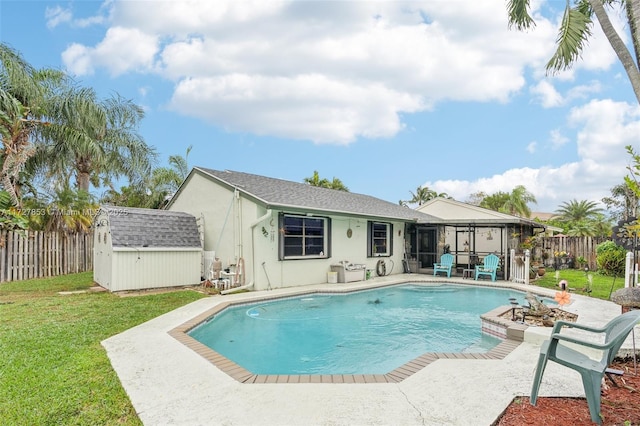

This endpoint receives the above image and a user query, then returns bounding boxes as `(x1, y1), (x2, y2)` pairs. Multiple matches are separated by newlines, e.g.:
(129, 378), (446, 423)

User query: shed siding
(110, 250), (201, 292)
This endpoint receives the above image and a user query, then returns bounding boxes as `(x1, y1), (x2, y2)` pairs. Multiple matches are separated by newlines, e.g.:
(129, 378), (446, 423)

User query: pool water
(189, 284), (534, 375)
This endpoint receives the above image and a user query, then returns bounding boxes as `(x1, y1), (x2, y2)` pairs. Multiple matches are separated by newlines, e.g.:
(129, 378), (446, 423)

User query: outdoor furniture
(433, 253), (454, 277)
(331, 263), (366, 283)
(530, 310), (640, 425)
(475, 253), (499, 281)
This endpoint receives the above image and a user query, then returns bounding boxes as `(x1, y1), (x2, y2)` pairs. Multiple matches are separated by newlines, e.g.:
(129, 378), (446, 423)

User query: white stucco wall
(168, 171), (408, 291)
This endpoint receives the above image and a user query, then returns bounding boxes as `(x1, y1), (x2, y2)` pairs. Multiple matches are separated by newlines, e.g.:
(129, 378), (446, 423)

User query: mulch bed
(495, 357), (640, 425)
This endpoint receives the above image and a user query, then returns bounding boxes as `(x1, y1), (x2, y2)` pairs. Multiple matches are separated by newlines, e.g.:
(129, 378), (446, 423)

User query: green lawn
(532, 267), (626, 300)
(0, 272), (204, 425)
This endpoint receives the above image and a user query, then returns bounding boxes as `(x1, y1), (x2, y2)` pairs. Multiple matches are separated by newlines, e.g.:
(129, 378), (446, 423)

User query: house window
(368, 221), (393, 257)
(279, 213), (330, 259)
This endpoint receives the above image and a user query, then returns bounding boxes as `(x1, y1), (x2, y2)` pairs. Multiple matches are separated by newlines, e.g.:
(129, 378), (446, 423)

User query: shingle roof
(102, 206), (201, 248)
(193, 167), (438, 223)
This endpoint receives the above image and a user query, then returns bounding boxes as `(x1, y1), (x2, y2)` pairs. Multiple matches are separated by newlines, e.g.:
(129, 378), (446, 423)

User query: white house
(166, 167), (438, 291)
(93, 206), (202, 292)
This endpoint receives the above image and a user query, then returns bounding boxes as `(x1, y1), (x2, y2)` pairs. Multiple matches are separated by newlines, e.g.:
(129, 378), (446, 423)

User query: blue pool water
(189, 284), (536, 375)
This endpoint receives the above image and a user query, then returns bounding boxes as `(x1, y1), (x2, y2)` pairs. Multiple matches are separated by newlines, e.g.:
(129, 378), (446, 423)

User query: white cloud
(526, 142), (537, 153)
(531, 80), (563, 108)
(61, 0), (559, 143)
(45, 6), (72, 29)
(549, 129), (569, 149)
(170, 73), (423, 143)
(427, 100), (639, 211)
(64, 27), (158, 76)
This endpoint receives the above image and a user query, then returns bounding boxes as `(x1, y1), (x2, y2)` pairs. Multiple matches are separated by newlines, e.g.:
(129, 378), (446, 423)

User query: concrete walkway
(102, 275), (638, 426)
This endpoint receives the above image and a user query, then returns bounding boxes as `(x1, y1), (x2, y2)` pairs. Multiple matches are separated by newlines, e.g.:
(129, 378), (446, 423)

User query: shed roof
(101, 206), (201, 248)
(186, 167), (438, 223)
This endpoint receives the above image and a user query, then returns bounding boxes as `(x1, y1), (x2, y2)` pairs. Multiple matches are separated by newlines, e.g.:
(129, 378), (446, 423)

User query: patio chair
(433, 253), (454, 277)
(530, 310), (640, 424)
(474, 253), (499, 281)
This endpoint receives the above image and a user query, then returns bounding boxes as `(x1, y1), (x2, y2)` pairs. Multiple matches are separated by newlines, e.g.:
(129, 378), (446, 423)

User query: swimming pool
(188, 284), (535, 375)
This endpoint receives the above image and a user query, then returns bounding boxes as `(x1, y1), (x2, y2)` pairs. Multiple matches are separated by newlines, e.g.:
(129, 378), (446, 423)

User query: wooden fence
(530, 236), (609, 271)
(0, 230), (93, 283)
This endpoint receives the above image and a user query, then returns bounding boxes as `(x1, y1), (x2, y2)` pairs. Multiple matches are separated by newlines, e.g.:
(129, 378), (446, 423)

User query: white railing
(625, 251), (638, 288)
(509, 249), (530, 285)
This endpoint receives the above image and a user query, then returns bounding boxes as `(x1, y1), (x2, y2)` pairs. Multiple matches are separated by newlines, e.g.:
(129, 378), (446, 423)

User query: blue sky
(1, 0), (638, 213)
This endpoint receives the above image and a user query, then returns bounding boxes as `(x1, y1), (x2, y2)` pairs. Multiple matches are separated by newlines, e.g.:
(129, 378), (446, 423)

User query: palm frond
(507, 0), (536, 30)
(547, 4), (593, 74)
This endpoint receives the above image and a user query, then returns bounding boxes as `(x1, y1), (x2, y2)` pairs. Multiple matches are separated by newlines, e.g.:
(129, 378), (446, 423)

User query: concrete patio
(102, 275), (638, 426)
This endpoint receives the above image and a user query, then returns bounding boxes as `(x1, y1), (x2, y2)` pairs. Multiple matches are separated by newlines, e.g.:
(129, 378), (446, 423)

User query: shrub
(595, 241), (626, 277)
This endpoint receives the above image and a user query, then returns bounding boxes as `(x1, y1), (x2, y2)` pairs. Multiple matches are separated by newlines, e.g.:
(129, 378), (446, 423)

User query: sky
(0, 0), (638, 213)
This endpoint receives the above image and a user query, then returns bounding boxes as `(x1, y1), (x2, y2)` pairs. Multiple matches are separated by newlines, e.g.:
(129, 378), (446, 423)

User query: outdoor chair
(433, 253), (454, 277)
(474, 253), (499, 281)
(530, 310), (640, 424)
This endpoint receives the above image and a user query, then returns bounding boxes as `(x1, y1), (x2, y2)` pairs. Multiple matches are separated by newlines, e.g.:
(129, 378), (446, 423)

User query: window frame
(367, 221), (393, 257)
(278, 213), (331, 260)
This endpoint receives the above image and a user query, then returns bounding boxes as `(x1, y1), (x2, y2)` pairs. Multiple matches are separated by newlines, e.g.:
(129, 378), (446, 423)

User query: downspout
(222, 209), (272, 295)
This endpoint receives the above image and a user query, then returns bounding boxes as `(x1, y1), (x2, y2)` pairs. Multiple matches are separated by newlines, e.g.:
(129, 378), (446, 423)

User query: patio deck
(102, 274), (638, 426)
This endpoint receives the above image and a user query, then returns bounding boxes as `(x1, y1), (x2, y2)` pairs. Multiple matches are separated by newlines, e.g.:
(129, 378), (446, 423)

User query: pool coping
(169, 283), (525, 384)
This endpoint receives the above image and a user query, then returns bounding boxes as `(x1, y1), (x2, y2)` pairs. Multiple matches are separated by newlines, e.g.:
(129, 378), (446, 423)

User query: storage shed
(93, 206), (202, 292)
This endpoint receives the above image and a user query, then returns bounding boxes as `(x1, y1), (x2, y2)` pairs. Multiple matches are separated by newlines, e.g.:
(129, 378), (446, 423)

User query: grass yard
(532, 267), (627, 300)
(0, 272), (204, 425)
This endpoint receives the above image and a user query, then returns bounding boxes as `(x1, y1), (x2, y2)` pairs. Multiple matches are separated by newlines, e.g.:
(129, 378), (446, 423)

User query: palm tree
(503, 185), (537, 218)
(479, 192), (510, 211)
(35, 87), (156, 193)
(99, 184), (150, 208)
(0, 43), (66, 206)
(405, 186), (449, 206)
(41, 187), (96, 233)
(507, 0), (640, 104)
(0, 190), (27, 231)
(303, 171), (349, 191)
(590, 213), (613, 237)
(147, 145), (192, 208)
(554, 199), (604, 222)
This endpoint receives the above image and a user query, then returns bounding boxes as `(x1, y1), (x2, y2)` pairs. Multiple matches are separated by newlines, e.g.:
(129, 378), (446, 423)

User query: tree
(507, 0), (640, 104)
(554, 199), (604, 222)
(479, 191), (510, 212)
(503, 185), (536, 217)
(0, 43), (66, 206)
(602, 182), (639, 222)
(479, 185), (536, 217)
(99, 184), (150, 208)
(34, 87), (156, 193)
(1, 43), (156, 206)
(0, 190), (27, 231)
(466, 191), (487, 206)
(146, 145), (192, 208)
(404, 186), (450, 206)
(41, 188), (96, 232)
(552, 199), (610, 236)
(303, 171), (349, 191)
(100, 145), (193, 209)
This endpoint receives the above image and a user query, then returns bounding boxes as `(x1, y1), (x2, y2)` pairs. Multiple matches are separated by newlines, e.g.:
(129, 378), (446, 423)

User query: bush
(595, 241), (626, 277)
